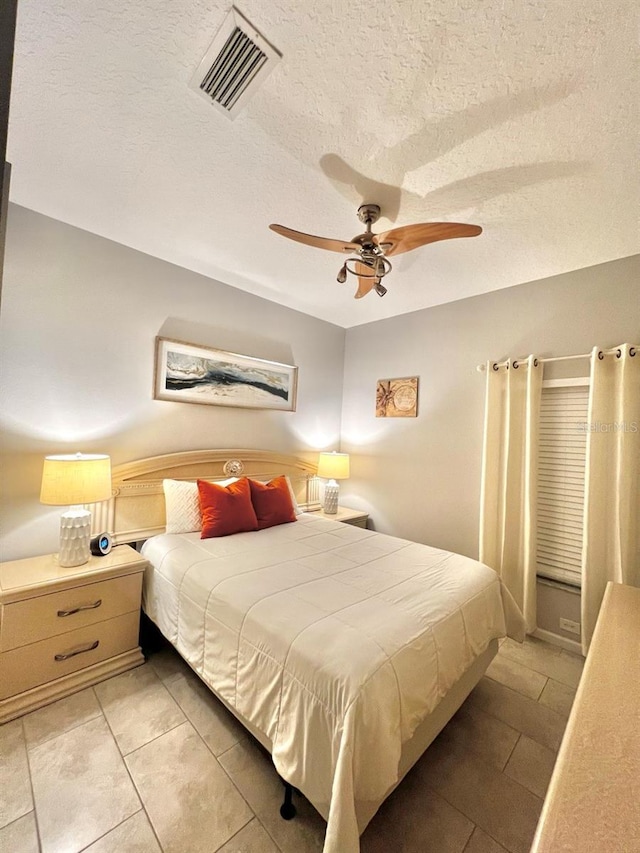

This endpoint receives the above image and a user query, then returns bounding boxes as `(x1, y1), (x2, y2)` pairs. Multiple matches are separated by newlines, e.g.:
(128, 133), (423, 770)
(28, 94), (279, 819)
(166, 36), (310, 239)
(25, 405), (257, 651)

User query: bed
(103, 449), (525, 853)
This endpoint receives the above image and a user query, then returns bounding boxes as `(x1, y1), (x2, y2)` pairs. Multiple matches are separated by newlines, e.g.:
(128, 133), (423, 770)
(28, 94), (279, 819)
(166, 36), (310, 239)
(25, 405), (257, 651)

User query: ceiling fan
(270, 204), (482, 299)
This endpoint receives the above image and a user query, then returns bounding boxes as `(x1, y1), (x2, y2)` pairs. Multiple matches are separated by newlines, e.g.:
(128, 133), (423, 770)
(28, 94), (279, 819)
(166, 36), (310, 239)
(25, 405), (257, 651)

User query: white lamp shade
(317, 452), (350, 480)
(40, 453), (112, 506)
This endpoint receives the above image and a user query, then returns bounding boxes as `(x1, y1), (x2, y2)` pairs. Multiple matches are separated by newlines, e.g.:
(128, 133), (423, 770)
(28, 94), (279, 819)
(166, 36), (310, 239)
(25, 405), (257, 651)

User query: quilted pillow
(198, 477), (258, 538)
(163, 478), (236, 534)
(248, 476), (297, 529)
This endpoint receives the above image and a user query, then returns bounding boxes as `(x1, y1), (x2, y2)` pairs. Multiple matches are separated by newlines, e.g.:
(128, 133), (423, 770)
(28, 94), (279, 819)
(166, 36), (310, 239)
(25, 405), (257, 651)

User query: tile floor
(0, 636), (584, 853)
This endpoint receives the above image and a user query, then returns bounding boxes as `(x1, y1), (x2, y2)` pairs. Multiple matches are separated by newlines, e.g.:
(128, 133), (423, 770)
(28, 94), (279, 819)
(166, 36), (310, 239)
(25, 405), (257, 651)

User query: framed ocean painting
(154, 338), (298, 411)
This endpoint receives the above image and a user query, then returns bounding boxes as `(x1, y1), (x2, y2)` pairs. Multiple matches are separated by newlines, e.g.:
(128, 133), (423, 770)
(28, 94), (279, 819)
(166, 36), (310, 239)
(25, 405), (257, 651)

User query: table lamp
(40, 453), (112, 567)
(317, 451), (350, 514)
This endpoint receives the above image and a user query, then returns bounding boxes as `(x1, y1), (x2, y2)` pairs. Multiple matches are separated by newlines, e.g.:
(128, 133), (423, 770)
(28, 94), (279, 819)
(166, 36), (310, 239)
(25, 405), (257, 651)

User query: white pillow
(163, 478), (236, 534)
(283, 475), (302, 515)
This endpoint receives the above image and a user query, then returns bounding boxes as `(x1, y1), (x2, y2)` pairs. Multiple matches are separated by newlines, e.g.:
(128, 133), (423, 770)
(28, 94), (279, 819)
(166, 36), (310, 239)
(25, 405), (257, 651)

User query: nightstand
(309, 506), (369, 528)
(0, 544), (146, 723)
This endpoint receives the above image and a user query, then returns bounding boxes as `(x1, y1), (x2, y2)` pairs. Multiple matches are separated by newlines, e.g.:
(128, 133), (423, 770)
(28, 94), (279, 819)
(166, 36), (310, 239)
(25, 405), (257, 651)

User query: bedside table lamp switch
(317, 452), (350, 515)
(40, 453), (112, 568)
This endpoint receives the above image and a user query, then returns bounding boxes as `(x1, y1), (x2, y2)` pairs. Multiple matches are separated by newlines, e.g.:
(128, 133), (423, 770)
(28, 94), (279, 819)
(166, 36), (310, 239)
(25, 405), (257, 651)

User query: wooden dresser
(531, 582), (640, 852)
(0, 544), (146, 723)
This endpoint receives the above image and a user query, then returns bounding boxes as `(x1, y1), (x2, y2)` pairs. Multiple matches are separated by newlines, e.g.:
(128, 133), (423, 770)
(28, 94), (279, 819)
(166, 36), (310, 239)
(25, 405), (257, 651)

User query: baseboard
(532, 627), (583, 656)
(0, 648), (144, 724)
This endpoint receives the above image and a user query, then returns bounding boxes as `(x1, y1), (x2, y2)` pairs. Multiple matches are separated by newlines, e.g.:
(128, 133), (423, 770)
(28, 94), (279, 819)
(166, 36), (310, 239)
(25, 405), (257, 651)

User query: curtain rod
(475, 348), (629, 373)
(476, 346), (637, 373)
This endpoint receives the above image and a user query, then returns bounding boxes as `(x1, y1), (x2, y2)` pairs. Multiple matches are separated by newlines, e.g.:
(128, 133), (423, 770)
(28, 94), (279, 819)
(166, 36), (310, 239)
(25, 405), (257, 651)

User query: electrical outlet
(559, 617), (581, 635)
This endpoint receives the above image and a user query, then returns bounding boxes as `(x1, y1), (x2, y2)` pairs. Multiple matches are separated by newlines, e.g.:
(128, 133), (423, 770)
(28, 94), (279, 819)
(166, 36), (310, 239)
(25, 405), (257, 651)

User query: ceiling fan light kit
(270, 204), (482, 300)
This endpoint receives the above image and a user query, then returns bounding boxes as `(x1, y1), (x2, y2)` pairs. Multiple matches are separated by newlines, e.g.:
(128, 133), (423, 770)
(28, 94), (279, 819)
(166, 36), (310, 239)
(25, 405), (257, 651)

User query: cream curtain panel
(480, 356), (542, 633)
(581, 344), (640, 653)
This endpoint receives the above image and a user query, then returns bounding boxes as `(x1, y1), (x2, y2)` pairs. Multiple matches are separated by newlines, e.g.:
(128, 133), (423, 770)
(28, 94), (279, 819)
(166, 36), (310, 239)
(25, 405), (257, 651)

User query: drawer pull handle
(57, 599), (102, 617)
(54, 640), (99, 661)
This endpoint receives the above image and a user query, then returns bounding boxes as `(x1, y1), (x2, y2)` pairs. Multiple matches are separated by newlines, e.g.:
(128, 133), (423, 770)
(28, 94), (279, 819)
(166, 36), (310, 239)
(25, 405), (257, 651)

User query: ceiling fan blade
(270, 224), (359, 254)
(374, 222), (482, 256)
(354, 262), (376, 299)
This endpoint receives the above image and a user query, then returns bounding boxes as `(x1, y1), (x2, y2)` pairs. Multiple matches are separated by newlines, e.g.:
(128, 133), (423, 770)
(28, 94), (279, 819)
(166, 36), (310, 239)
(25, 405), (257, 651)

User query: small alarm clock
(90, 532), (113, 556)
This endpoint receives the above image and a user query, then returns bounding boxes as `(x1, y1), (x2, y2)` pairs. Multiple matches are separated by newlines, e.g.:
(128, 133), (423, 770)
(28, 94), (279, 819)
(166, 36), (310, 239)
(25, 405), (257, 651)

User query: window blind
(536, 382), (589, 587)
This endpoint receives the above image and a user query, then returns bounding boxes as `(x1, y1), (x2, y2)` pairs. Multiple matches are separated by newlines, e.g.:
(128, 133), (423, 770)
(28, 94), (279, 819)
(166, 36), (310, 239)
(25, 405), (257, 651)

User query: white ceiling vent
(189, 7), (281, 120)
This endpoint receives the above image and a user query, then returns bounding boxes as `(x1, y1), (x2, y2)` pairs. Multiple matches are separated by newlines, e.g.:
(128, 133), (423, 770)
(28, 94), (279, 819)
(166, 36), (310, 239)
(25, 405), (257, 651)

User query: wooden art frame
(153, 337), (298, 411)
(376, 376), (419, 418)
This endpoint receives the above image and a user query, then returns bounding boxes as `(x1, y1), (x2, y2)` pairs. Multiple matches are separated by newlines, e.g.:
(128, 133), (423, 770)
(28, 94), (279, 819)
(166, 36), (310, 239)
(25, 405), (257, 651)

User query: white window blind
(536, 381), (589, 587)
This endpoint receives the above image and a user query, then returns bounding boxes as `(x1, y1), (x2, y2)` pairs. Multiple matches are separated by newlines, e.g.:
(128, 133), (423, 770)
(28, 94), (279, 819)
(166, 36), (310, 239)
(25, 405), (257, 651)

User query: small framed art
(154, 337), (298, 411)
(375, 376), (419, 418)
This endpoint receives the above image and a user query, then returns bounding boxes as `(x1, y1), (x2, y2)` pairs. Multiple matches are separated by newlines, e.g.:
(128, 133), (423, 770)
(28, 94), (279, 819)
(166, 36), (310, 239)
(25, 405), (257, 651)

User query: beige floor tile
(0, 719), (32, 828)
(500, 638), (584, 688)
(538, 678), (576, 718)
(504, 735), (556, 799)
(416, 737), (542, 853)
(147, 645), (191, 682)
(467, 676), (566, 751)
(216, 818), (280, 853)
(165, 668), (247, 756)
(219, 738), (325, 853)
(218, 739), (276, 813)
(464, 826), (508, 853)
(22, 687), (102, 750)
(29, 715), (140, 853)
(487, 653), (547, 701)
(438, 703), (520, 770)
(361, 777), (473, 853)
(0, 812), (39, 853)
(95, 664), (186, 755)
(83, 810), (161, 852)
(125, 721), (252, 853)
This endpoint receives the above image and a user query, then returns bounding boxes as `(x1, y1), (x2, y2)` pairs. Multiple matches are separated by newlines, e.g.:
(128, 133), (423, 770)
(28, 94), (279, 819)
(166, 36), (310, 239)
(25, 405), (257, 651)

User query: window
(536, 379), (589, 588)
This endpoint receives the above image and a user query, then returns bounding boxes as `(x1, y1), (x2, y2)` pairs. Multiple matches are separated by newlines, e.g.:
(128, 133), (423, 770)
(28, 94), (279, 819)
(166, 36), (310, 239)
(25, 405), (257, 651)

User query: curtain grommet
(598, 351), (604, 360)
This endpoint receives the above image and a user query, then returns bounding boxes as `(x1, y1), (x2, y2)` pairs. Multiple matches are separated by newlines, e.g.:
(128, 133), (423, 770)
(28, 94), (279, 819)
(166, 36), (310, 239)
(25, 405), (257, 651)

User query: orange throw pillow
(248, 476), (297, 530)
(198, 477), (258, 538)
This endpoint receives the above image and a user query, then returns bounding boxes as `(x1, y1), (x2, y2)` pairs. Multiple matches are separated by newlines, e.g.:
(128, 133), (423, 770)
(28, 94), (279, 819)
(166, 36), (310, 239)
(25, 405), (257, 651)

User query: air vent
(189, 7), (281, 120)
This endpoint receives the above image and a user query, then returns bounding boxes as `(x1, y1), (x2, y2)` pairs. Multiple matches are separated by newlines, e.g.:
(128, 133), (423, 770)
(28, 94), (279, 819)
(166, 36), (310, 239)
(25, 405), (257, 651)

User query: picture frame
(154, 337), (298, 411)
(376, 376), (419, 418)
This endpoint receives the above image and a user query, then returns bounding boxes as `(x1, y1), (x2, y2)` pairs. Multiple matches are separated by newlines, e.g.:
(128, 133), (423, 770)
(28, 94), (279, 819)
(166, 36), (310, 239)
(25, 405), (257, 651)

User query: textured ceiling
(8, 0), (639, 327)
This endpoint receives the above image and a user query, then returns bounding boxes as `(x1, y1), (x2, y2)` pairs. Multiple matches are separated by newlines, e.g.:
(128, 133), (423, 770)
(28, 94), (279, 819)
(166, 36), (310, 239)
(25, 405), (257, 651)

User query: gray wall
(0, 204), (346, 560)
(340, 255), (640, 560)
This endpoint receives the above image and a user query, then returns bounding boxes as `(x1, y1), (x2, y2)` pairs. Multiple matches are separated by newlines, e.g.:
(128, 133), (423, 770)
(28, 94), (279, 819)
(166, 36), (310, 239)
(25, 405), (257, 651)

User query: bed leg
(280, 782), (297, 820)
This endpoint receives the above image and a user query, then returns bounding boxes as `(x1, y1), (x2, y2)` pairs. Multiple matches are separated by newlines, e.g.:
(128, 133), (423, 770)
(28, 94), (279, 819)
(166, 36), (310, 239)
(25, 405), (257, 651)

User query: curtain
(581, 343), (640, 653)
(480, 355), (542, 633)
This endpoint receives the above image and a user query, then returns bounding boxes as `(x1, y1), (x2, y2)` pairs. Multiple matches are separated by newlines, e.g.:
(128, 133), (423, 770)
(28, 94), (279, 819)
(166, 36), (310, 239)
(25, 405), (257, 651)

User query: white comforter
(141, 514), (524, 853)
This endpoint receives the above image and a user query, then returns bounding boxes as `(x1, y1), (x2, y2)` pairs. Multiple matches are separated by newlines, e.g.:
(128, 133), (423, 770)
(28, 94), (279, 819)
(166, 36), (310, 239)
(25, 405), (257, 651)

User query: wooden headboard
(93, 449), (319, 544)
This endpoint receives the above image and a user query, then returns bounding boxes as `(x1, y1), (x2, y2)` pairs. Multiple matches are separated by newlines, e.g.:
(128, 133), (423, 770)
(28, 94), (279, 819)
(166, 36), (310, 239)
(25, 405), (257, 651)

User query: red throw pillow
(198, 477), (258, 538)
(248, 476), (297, 530)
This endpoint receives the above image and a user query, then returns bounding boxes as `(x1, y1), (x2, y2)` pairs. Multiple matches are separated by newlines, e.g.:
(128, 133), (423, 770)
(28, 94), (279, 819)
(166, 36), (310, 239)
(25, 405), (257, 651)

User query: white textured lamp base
(323, 481), (340, 514)
(59, 508), (92, 568)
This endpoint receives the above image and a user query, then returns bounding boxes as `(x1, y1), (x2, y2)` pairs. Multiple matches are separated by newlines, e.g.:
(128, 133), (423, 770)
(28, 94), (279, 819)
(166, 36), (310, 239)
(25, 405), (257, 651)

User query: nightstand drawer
(308, 507), (369, 527)
(0, 611), (140, 699)
(345, 517), (368, 528)
(1, 573), (143, 651)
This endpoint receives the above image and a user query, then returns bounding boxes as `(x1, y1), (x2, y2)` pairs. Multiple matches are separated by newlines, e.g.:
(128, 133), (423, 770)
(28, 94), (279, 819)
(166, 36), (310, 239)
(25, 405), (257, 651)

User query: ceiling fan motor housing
(357, 204), (381, 226)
